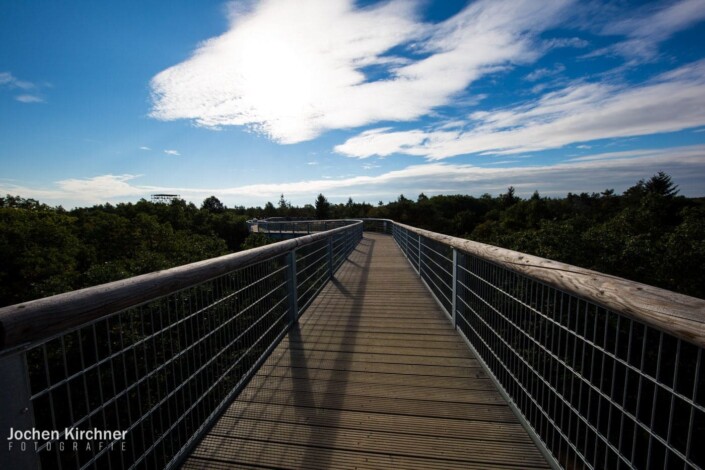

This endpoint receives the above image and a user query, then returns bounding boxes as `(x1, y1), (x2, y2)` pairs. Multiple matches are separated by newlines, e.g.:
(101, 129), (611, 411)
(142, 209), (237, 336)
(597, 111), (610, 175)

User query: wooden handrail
(394, 221), (705, 349)
(0, 221), (362, 352)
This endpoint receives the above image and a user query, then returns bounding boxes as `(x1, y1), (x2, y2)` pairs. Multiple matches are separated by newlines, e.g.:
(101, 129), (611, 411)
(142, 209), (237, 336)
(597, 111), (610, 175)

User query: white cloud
(140, 146), (152, 151)
(5, 145), (702, 208)
(524, 63), (565, 82)
(0, 72), (35, 90)
(543, 37), (588, 49)
(56, 174), (149, 199)
(336, 59), (705, 159)
(0, 175), (155, 206)
(592, 0), (705, 62)
(150, 0), (571, 143)
(15, 95), (44, 103)
(1, 72), (47, 103)
(567, 144), (705, 162)
(215, 145), (705, 198)
(163, 149), (181, 156)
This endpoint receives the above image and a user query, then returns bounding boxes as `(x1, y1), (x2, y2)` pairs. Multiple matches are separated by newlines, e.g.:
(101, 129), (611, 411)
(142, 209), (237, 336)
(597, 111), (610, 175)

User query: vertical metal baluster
(77, 328), (98, 465)
(93, 324), (114, 470)
(451, 248), (458, 328)
(287, 250), (299, 324)
(59, 336), (79, 468)
(549, 290), (560, 455)
(561, 295), (583, 464)
(528, 278), (537, 429)
(646, 332), (664, 466)
(149, 308), (166, 462)
(577, 301), (588, 464)
(117, 316), (136, 464)
(593, 310), (609, 466)
(606, 315), (620, 464)
(0, 352), (40, 470)
(417, 234), (422, 275)
(664, 339), (680, 470)
(685, 348), (700, 463)
(631, 325), (648, 465)
(618, 318), (633, 463)
(129, 310), (146, 465)
(164, 294), (184, 453)
(42, 344), (62, 470)
(141, 305), (157, 469)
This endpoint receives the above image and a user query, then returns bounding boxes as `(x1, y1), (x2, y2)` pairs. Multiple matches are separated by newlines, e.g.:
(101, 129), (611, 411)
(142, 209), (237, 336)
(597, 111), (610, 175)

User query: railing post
(451, 248), (458, 328)
(417, 235), (422, 275)
(0, 353), (40, 469)
(328, 236), (334, 278)
(286, 250), (298, 323)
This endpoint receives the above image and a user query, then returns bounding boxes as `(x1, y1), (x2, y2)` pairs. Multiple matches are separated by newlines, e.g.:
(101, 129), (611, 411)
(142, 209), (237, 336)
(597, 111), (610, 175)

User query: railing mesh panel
(1, 221), (362, 470)
(24, 254), (291, 469)
(393, 224), (704, 470)
(295, 239), (330, 313)
(418, 236), (453, 315)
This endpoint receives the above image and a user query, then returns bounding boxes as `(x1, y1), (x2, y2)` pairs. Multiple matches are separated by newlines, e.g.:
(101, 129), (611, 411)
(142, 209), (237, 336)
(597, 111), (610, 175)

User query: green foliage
(368, 174), (704, 299)
(0, 206), (82, 305)
(315, 193), (330, 220)
(241, 233), (275, 250)
(201, 195), (226, 213)
(2, 172), (702, 307)
(0, 195), (250, 307)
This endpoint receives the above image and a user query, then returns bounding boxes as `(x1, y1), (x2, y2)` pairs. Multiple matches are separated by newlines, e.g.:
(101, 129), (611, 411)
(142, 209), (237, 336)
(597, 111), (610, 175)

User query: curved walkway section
(182, 233), (549, 469)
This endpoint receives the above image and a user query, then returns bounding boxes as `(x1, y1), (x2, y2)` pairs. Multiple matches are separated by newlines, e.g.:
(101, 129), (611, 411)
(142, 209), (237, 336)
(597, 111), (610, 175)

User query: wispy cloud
(163, 149), (180, 156)
(1, 71), (46, 103)
(0, 71), (35, 90)
(336, 59), (705, 159)
(542, 37), (588, 49)
(4, 145), (703, 207)
(15, 94), (44, 104)
(56, 174), (150, 199)
(139, 146), (152, 151)
(590, 0), (705, 63)
(150, 0), (572, 144)
(524, 63), (565, 82)
(0, 174), (153, 205)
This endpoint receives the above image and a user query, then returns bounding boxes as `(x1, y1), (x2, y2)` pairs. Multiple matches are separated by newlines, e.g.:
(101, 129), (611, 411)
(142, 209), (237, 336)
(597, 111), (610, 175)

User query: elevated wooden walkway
(182, 233), (549, 469)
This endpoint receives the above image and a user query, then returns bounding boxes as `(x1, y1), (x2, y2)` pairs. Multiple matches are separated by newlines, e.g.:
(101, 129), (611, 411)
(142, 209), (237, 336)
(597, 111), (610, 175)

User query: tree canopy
(1, 172), (703, 307)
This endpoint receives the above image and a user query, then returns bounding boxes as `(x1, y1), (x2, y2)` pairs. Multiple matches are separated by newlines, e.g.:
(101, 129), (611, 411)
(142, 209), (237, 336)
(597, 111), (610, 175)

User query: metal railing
(0, 221), (363, 470)
(360, 218), (393, 234)
(3, 216), (703, 470)
(389, 220), (705, 470)
(246, 218), (356, 238)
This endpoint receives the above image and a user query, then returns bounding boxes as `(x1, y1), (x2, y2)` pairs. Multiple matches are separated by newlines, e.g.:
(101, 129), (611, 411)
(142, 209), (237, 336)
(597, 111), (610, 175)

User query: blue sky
(2, 0), (705, 209)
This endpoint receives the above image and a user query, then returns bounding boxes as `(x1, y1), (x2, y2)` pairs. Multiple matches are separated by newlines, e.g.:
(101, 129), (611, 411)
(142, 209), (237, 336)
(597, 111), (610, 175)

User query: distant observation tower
(151, 194), (180, 203)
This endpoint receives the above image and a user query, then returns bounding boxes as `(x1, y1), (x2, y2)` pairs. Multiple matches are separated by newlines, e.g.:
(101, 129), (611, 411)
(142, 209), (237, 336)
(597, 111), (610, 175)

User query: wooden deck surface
(182, 233), (549, 469)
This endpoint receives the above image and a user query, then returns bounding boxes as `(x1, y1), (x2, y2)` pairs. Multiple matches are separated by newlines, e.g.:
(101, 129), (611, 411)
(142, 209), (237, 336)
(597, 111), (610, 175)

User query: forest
(1, 172), (703, 308)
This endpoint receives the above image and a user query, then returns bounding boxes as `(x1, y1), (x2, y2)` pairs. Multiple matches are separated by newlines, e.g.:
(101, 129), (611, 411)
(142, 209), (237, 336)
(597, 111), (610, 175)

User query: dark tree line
(366, 172), (705, 299)
(1, 172), (703, 307)
(0, 197), (250, 307)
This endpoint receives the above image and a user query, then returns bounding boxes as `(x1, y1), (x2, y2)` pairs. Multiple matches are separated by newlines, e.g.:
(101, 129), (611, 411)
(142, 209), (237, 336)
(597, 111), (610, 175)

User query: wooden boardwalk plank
(182, 233), (548, 469)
